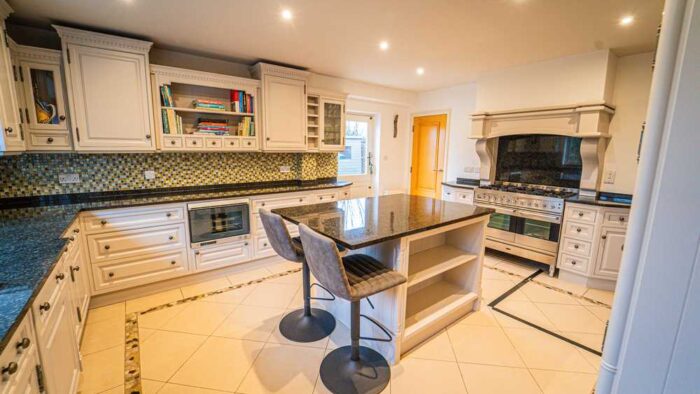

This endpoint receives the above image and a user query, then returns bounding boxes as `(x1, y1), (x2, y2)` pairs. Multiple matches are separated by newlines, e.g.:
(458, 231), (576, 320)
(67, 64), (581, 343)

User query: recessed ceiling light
(379, 41), (389, 51)
(416, 67), (425, 75)
(619, 15), (634, 26)
(281, 8), (293, 21)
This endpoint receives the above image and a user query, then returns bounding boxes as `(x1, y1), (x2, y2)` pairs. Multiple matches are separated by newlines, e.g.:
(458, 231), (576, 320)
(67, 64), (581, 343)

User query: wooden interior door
(410, 114), (447, 198)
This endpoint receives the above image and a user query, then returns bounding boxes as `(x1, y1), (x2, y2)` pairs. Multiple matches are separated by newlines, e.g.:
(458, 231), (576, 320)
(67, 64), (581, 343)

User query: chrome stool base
(320, 345), (390, 394)
(279, 308), (336, 342)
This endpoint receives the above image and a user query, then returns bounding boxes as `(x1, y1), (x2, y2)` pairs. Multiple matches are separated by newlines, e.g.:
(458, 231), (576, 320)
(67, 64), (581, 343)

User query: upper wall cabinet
(251, 63), (309, 152)
(0, 2), (25, 154)
(54, 26), (155, 152)
(306, 89), (346, 152)
(11, 42), (73, 151)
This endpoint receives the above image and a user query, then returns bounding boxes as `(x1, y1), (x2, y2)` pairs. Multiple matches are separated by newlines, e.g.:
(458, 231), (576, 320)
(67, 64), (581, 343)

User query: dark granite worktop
(0, 179), (350, 353)
(566, 192), (632, 208)
(273, 194), (493, 249)
(442, 178), (480, 190)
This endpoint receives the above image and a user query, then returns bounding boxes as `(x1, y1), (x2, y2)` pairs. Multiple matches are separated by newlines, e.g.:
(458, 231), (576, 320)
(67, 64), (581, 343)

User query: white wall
(601, 52), (654, 194)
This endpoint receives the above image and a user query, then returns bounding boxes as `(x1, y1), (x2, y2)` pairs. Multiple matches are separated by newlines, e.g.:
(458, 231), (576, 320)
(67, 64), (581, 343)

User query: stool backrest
(259, 209), (302, 262)
(299, 224), (352, 300)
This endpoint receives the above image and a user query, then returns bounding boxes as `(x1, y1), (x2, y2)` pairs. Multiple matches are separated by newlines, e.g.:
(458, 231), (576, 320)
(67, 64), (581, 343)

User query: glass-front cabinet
(319, 97), (345, 151)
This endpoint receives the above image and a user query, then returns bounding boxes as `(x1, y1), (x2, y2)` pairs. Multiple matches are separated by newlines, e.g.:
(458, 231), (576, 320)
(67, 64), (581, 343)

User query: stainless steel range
(475, 183), (577, 274)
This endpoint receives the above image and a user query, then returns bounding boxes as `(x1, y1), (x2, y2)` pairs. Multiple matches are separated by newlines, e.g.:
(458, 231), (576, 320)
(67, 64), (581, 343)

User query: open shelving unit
(307, 94), (320, 151)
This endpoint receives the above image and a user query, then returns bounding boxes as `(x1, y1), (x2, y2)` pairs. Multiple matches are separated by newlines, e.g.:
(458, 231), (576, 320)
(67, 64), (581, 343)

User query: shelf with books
(165, 106), (255, 117)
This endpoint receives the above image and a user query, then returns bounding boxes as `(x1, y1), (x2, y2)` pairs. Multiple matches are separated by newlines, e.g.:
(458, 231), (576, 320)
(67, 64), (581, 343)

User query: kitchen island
(273, 194), (493, 363)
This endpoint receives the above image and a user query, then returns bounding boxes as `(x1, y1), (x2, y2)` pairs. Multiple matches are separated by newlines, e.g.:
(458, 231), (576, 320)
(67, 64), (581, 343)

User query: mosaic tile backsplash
(0, 152), (338, 198)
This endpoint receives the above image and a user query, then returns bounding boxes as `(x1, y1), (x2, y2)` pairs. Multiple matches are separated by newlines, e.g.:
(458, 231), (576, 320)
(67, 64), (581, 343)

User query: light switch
(604, 169), (616, 184)
(144, 170), (156, 180)
(279, 166), (291, 173)
(58, 174), (80, 184)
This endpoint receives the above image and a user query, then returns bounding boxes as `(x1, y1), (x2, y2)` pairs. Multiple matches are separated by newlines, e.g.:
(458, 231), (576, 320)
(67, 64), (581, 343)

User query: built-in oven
(188, 199), (250, 248)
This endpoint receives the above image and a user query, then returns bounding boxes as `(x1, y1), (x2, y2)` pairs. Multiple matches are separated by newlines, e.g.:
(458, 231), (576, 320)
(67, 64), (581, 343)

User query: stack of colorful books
(160, 85), (174, 107)
(161, 108), (183, 134)
(231, 90), (254, 113)
(193, 99), (226, 111)
(236, 116), (255, 136)
(195, 118), (229, 135)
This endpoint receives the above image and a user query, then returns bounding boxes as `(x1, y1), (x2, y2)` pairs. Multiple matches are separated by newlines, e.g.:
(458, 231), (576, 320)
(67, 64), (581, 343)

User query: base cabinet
(595, 227), (626, 277)
(0, 314), (42, 394)
(442, 186), (475, 205)
(193, 240), (251, 272)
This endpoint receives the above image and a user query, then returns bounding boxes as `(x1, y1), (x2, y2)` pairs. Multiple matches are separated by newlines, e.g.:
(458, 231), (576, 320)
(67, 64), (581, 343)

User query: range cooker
(475, 183), (578, 273)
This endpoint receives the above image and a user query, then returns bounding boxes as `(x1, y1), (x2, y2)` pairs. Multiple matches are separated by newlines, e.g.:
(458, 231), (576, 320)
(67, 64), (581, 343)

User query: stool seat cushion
(342, 254), (406, 300)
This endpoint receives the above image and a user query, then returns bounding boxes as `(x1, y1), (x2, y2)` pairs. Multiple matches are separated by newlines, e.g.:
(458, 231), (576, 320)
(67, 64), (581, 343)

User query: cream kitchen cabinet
(319, 96), (345, 151)
(251, 63), (309, 151)
(64, 226), (90, 341)
(0, 2), (24, 154)
(595, 227), (626, 277)
(0, 313), (42, 394)
(442, 185), (475, 205)
(54, 25), (155, 152)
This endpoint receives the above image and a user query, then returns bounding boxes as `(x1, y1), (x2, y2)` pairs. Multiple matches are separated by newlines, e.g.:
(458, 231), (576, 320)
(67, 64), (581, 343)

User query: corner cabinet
(251, 63), (309, 151)
(306, 89), (347, 152)
(0, 2), (25, 154)
(54, 25), (155, 152)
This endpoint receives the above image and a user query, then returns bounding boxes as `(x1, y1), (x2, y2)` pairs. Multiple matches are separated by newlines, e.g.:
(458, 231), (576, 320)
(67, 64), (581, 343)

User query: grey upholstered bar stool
(299, 224), (406, 394)
(259, 209), (337, 342)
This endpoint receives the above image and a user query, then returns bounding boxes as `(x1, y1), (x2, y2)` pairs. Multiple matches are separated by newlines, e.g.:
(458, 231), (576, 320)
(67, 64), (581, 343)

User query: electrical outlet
(464, 166), (479, 174)
(604, 169), (616, 184)
(144, 170), (156, 180)
(279, 166), (291, 173)
(58, 174), (80, 184)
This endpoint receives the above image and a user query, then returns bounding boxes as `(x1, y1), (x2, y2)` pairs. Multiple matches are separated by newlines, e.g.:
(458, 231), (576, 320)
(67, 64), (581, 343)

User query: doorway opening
(410, 114), (448, 198)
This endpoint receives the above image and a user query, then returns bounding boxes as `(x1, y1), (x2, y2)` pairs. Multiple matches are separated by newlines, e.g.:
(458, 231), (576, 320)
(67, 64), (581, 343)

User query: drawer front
(87, 223), (186, 263)
(566, 205), (598, 223)
(559, 253), (589, 273)
(442, 187), (457, 201)
(255, 236), (276, 258)
(194, 240), (252, 272)
(32, 258), (67, 336)
(240, 137), (257, 150)
(561, 237), (593, 257)
(603, 211), (630, 227)
(254, 214), (298, 236)
(338, 187), (351, 200)
(184, 136), (204, 148)
(205, 137), (222, 149)
(29, 132), (71, 148)
(253, 195), (308, 211)
(315, 191), (338, 203)
(456, 190), (474, 205)
(222, 137), (240, 150)
(163, 136), (183, 149)
(82, 206), (185, 234)
(0, 313), (35, 371)
(92, 250), (188, 293)
(563, 221), (595, 241)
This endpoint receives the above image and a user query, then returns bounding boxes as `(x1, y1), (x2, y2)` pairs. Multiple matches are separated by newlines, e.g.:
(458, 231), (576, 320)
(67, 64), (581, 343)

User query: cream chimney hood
(470, 102), (615, 197)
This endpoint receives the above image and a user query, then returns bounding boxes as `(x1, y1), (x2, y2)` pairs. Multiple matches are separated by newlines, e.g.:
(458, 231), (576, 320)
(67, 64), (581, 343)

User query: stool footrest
(359, 314), (393, 343)
(309, 283), (336, 301)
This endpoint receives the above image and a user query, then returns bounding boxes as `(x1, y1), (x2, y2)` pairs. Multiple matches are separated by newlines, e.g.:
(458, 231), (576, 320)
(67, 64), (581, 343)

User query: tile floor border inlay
(121, 267), (302, 394)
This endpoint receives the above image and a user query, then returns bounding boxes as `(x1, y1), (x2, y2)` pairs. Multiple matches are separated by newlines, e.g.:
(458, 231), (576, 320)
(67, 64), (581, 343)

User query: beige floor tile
(563, 332), (604, 352)
(452, 307), (499, 327)
(458, 363), (541, 394)
(405, 330), (456, 362)
(267, 309), (330, 349)
(495, 260), (539, 277)
(86, 302), (125, 325)
(170, 336), (264, 391)
(227, 266), (273, 286)
(100, 385), (124, 393)
(483, 253), (504, 268)
(202, 283), (258, 304)
(447, 324), (524, 367)
(495, 300), (556, 330)
(503, 327), (594, 373)
(532, 274), (589, 296)
(141, 379), (165, 394)
(80, 318), (125, 354)
(265, 260), (302, 275)
(180, 277), (232, 298)
(481, 279), (528, 302)
(140, 330), (206, 381)
(160, 301), (235, 335)
(391, 358), (466, 394)
(578, 348), (602, 370)
(520, 283), (581, 305)
(266, 270), (303, 285)
(313, 376), (390, 394)
(125, 289), (183, 313)
(157, 383), (233, 393)
(481, 267), (516, 281)
(78, 345), (124, 393)
(238, 343), (325, 394)
(138, 303), (188, 330)
(212, 305), (285, 341)
(536, 303), (606, 334)
(531, 369), (597, 394)
(586, 305), (612, 322)
(583, 288), (615, 306)
(325, 321), (371, 350)
(139, 327), (157, 343)
(240, 282), (300, 309)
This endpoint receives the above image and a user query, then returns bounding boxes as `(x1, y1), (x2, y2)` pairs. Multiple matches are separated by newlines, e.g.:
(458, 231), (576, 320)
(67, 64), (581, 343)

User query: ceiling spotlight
(416, 67), (425, 75)
(619, 15), (634, 26)
(379, 41), (389, 51)
(281, 8), (293, 21)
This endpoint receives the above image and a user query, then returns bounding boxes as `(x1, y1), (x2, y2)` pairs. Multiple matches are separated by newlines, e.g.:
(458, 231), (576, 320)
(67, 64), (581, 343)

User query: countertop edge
(441, 182), (478, 190)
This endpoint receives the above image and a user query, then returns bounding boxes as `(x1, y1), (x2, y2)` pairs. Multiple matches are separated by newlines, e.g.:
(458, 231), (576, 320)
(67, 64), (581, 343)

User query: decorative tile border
(122, 266), (302, 394)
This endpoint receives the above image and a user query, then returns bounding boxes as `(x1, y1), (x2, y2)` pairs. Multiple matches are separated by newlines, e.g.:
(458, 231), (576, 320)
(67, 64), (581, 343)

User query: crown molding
(250, 62), (310, 81)
(53, 25), (153, 54)
(0, 0), (12, 21)
(150, 64), (259, 90)
(11, 42), (61, 63)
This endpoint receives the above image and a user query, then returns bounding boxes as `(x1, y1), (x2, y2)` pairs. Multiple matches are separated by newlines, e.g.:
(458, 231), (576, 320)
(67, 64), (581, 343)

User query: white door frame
(340, 112), (378, 196)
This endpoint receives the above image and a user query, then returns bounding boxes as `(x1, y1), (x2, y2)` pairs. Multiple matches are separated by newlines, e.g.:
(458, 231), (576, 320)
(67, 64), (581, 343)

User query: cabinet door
(0, 22), (24, 152)
(20, 61), (69, 133)
(320, 98), (345, 151)
(7, 345), (42, 394)
(67, 240), (89, 340)
(595, 228), (626, 277)
(262, 75), (306, 151)
(66, 44), (154, 150)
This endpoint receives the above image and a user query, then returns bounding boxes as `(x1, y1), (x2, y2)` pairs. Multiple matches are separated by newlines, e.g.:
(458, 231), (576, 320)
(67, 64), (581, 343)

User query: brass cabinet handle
(576, 228), (582, 233)
(571, 260), (577, 265)
(59, 115), (66, 121)
(169, 235), (174, 240)
(39, 302), (51, 312)
(104, 245), (110, 250)
(15, 338), (30, 351)
(2, 362), (18, 376)
(573, 244), (579, 249)
(73, 228), (80, 233)
(55, 273), (65, 281)
(247, 141), (252, 146)
(100, 219), (107, 225)
(602, 235), (607, 240)
(4, 127), (12, 134)
(192, 141), (197, 145)
(170, 260), (176, 265)
(108, 272), (115, 277)
(578, 212), (584, 217)
(146, 135), (152, 139)
(166, 212), (172, 217)
(47, 137), (54, 143)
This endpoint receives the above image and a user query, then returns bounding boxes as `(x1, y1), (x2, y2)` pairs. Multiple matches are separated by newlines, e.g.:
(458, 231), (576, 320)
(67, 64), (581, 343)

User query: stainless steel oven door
(188, 199), (250, 246)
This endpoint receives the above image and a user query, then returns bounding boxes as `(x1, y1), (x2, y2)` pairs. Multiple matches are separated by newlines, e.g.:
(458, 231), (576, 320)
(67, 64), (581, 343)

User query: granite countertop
(0, 179), (351, 353)
(566, 193), (632, 208)
(442, 181), (478, 190)
(273, 194), (493, 249)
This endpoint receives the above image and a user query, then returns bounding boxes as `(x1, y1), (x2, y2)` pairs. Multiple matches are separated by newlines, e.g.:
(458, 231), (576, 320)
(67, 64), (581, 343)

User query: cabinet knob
(573, 244), (579, 249)
(39, 302), (51, 312)
(146, 135), (152, 139)
(194, 251), (200, 255)
(244, 242), (249, 246)
(171, 140), (176, 145)
(230, 142), (235, 146)
(602, 235), (607, 240)
(571, 260), (577, 265)
(299, 198), (303, 202)
(319, 197), (323, 200)
(47, 137), (54, 143)
(247, 141), (251, 146)
(4, 127), (12, 134)
(212, 141), (216, 146)
(56, 273), (65, 281)
(619, 217), (625, 222)
(576, 228), (582, 233)
(73, 228), (80, 233)
(166, 212), (172, 217)
(169, 235), (174, 240)
(104, 245), (111, 250)
(266, 137), (270, 141)
(192, 141), (197, 145)
(261, 202), (266, 206)
(59, 115), (66, 121)
(2, 362), (18, 376)
(170, 260), (176, 265)
(101, 219), (108, 225)
(15, 337), (30, 351)
(72, 266), (80, 272)
(108, 272), (114, 277)
(578, 212), (584, 217)
(263, 242), (268, 247)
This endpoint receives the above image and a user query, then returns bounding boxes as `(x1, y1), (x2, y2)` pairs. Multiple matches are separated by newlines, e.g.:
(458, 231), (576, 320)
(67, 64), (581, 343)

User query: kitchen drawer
(254, 235), (276, 258)
(184, 136), (204, 148)
(561, 237), (593, 257)
(338, 188), (351, 200)
(254, 214), (298, 236)
(603, 211), (629, 227)
(205, 137), (222, 149)
(163, 136), (183, 149)
(252, 194), (308, 211)
(566, 205), (598, 223)
(559, 253), (589, 273)
(456, 190), (475, 205)
(442, 187), (457, 201)
(315, 191), (338, 203)
(82, 206), (185, 234)
(29, 132), (71, 148)
(92, 250), (188, 293)
(193, 240), (252, 272)
(240, 137), (257, 150)
(32, 257), (68, 337)
(87, 223), (186, 263)
(0, 314), (38, 392)
(563, 221), (595, 241)
(222, 137), (240, 150)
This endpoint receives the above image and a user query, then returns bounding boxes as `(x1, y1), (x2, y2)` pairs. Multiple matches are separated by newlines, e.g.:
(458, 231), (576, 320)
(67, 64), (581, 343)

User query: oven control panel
(475, 189), (565, 214)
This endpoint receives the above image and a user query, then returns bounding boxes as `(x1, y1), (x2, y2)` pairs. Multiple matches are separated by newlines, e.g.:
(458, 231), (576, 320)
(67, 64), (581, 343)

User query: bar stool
(259, 209), (339, 342)
(299, 224), (407, 394)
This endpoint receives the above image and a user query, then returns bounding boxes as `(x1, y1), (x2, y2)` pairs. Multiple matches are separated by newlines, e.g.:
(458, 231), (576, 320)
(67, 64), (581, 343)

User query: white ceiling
(8, 0), (664, 91)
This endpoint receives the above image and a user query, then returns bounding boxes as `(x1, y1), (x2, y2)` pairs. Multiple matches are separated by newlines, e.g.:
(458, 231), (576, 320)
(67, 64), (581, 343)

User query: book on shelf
(161, 108), (183, 135)
(230, 90), (254, 114)
(193, 98), (226, 110)
(160, 85), (174, 107)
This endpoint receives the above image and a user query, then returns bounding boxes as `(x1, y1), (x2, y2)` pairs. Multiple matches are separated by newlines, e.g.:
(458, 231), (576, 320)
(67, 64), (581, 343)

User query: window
(338, 116), (370, 176)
